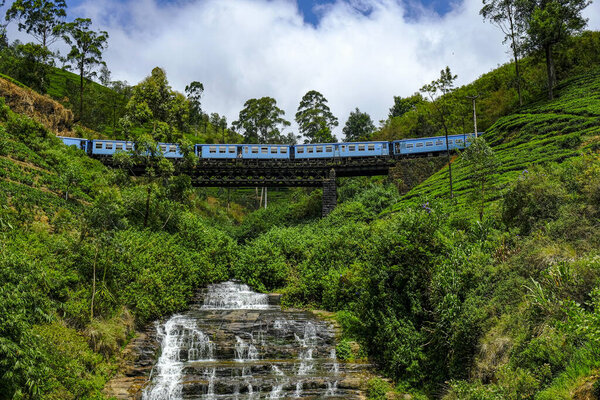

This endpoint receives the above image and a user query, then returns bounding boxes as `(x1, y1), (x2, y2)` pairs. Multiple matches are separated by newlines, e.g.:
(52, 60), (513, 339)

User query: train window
(416, 143), (424, 148)
(115, 143), (123, 150)
(436, 140), (443, 145)
(209, 146), (217, 153)
(316, 146), (323, 153)
(325, 146), (333, 152)
(426, 142), (433, 147)
(160, 145), (167, 152)
(349, 145), (356, 151)
(281, 147), (288, 154)
(251, 146), (258, 154)
(126, 143), (133, 150)
(106, 143), (113, 150)
(219, 146), (226, 153)
(307, 147), (314, 153)
(406, 143), (414, 148)
(456, 139), (463, 144)
(229, 147), (236, 153)
(170, 145), (177, 152)
(448, 140), (453, 144)
(95, 142), (102, 149)
(261, 147), (268, 154)
(297, 147), (304, 154)
(358, 144), (366, 151)
(368, 144), (375, 151)
(271, 147), (278, 154)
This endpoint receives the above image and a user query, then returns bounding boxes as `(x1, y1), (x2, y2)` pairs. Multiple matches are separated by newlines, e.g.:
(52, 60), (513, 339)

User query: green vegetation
(1, 0), (600, 397)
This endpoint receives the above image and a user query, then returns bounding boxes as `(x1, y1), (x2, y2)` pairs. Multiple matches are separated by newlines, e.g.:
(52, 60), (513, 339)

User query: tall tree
(295, 90), (338, 143)
(420, 66), (458, 198)
(233, 97), (290, 143)
(122, 67), (189, 142)
(518, 0), (589, 99)
(5, 0), (66, 48)
(343, 108), (376, 142)
(62, 18), (108, 120)
(481, 0), (526, 106)
(185, 80), (204, 126)
(388, 93), (425, 119)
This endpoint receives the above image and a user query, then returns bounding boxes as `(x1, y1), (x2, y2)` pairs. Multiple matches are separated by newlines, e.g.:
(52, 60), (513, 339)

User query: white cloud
(7, 0), (600, 137)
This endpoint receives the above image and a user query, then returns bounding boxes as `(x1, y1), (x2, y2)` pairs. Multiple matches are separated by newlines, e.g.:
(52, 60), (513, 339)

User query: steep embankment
(0, 75), (74, 134)
(397, 67), (600, 207)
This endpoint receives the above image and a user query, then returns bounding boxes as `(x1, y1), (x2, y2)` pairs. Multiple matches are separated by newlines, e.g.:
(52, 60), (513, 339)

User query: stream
(141, 281), (367, 399)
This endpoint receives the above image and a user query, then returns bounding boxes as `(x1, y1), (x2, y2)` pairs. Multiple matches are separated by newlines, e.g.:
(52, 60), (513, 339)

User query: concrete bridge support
(322, 168), (337, 217)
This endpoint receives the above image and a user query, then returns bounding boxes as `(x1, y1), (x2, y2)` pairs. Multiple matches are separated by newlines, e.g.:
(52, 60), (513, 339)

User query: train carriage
(241, 144), (291, 160)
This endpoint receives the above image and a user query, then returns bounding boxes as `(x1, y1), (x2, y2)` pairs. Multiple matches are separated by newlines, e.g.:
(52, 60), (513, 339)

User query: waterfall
(235, 336), (259, 361)
(143, 281), (367, 399)
(142, 315), (214, 400)
(201, 281), (270, 309)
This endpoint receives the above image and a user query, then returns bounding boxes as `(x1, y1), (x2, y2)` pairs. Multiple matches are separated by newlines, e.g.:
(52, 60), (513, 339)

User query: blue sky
(4, 0), (600, 136)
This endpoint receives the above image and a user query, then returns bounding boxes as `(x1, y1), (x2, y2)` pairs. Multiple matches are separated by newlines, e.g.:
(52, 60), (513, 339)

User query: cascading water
(143, 281), (368, 399)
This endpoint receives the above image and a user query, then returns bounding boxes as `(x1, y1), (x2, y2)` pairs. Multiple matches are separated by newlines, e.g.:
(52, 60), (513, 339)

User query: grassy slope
(392, 67), (600, 211)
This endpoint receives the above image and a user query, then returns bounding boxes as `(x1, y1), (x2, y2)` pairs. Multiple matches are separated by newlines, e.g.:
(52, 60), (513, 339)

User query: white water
(143, 282), (357, 399)
(234, 336), (259, 362)
(201, 281), (270, 310)
(143, 315), (214, 400)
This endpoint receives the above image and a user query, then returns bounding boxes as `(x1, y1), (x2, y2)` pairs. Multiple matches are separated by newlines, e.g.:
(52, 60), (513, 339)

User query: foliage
(121, 67), (189, 142)
(5, 0), (67, 48)
(342, 107), (376, 142)
(295, 90), (338, 143)
(461, 137), (499, 220)
(518, 0), (590, 99)
(233, 96), (292, 144)
(61, 18), (109, 120)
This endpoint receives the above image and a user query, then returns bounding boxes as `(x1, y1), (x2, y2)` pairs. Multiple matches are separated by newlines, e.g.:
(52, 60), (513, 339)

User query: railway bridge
(62, 133), (476, 216)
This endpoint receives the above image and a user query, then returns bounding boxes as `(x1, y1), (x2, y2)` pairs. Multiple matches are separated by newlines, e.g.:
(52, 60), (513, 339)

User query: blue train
(58, 133), (478, 160)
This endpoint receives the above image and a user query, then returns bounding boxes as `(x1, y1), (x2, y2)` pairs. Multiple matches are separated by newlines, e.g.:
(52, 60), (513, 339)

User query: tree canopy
(343, 108), (376, 142)
(295, 90), (338, 143)
(233, 97), (291, 144)
(5, 0), (67, 48)
(62, 17), (108, 120)
(122, 66), (189, 142)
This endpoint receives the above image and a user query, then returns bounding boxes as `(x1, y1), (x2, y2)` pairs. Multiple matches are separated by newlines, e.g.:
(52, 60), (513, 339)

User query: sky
(3, 0), (600, 137)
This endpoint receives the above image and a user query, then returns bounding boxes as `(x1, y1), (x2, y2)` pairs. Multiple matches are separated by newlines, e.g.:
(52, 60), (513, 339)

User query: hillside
(395, 66), (600, 209)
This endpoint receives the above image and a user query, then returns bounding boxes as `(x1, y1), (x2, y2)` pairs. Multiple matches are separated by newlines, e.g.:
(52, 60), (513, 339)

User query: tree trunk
(79, 62), (84, 120)
(508, 8), (523, 107)
(441, 119), (453, 198)
(545, 44), (555, 100)
(144, 184), (152, 227)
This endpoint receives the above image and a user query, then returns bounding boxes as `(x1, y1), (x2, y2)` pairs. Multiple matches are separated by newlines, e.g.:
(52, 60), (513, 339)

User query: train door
(334, 144), (340, 158)
(237, 146), (243, 159)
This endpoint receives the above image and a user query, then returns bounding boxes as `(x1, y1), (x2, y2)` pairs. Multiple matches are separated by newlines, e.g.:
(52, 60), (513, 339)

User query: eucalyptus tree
(517, 0), (590, 99)
(61, 18), (108, 120)
(480, 0), (526, 106)
(185, 80), (204, 126)
(233, 97), (290, 143)
(295, 90), (338, 143)
(342, 108), (376, 142)
(420, 67), (458, 198)
(5, 0), (67, 49)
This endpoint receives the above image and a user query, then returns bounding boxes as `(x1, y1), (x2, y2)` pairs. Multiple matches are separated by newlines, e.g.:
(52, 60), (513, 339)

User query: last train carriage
(58, 133), (479, 160)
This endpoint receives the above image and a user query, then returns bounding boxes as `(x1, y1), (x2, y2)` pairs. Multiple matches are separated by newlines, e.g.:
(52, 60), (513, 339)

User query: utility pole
(466, 95), (479, 137)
